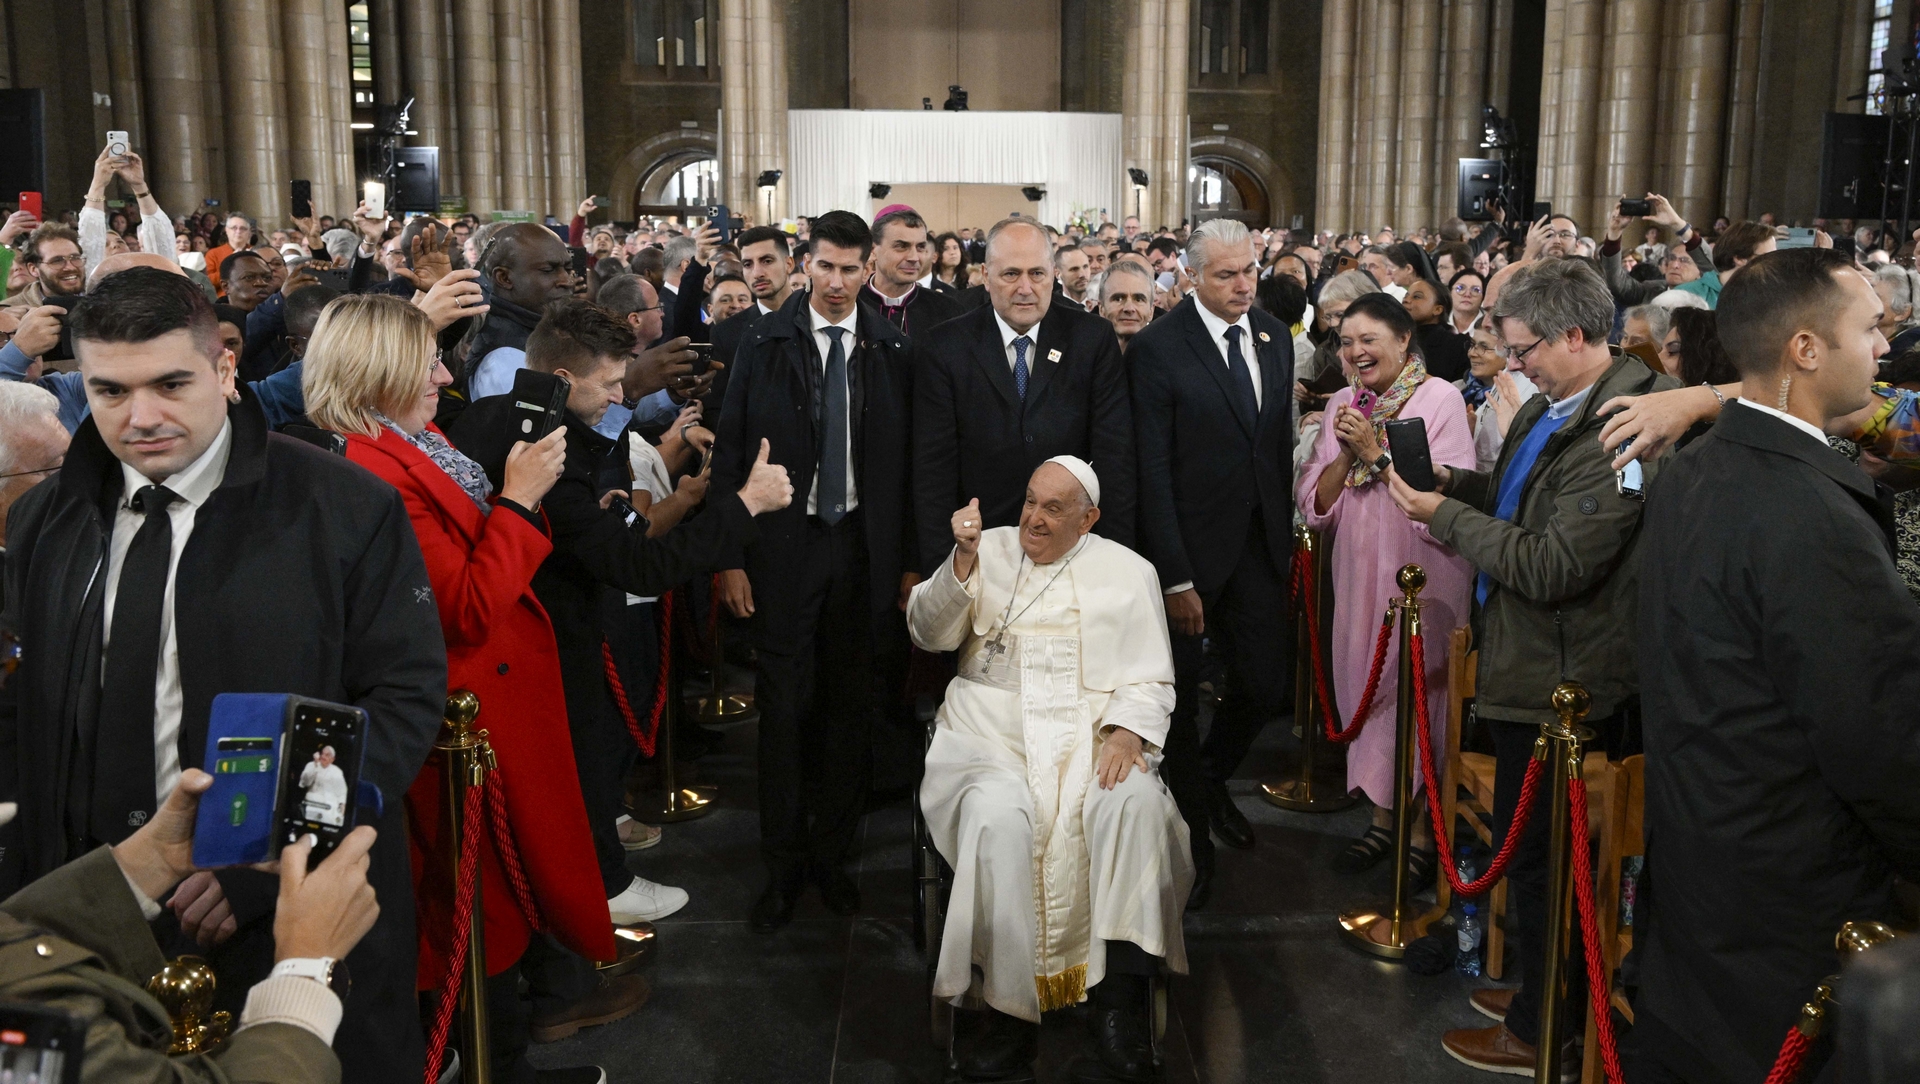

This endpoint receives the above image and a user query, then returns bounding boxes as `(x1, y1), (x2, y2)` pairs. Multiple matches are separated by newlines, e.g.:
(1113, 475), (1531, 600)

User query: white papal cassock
(909, 526), (1193, 1023)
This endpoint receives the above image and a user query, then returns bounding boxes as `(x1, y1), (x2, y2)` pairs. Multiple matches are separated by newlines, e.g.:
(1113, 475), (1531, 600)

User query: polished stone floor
(529, 672), (1513, 1084)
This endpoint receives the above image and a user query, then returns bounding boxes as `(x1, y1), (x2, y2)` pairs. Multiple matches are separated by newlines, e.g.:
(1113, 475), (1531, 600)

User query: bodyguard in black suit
(913, 217), (1134, 573)
(713, 211), (919, 932)
(703, 225), (799, 423)
(859, 208), (962, 337)
(1130, 221), (1295, 906)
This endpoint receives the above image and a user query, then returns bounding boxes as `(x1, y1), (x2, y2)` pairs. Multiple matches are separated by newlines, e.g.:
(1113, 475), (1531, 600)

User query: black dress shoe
(1072, 975), (1155, 1082)
(1186, 849), (1214, 910)
(954, 1007), (1039, 1080)
(1207, 785), (1256, 850)
(750, 879), (801, 933)
(817, 866), (860, 915)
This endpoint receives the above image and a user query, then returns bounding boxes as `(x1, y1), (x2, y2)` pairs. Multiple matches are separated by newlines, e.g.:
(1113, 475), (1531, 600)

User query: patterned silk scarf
(1344, 356), (1430, 488)
(376, 413), (494, 511)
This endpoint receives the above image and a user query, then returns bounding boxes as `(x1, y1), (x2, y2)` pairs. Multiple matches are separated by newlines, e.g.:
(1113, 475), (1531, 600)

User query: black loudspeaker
(391, 146), (440, 213)
(1457, 158), (1503, 221)
(1819, 112), (1890, 219)
(0, 89), (46, 195)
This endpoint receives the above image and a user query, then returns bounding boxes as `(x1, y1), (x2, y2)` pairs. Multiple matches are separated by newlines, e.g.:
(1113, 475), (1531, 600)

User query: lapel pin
(1257, 331), (1271, 343)
(1047, 348), (1062, 364)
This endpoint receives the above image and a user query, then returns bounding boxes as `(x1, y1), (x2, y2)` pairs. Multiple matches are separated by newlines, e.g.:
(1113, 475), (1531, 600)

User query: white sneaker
(607, 875), (688, 923)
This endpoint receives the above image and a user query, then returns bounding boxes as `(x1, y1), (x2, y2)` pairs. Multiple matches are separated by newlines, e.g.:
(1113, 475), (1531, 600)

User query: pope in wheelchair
(909, 457), (1193, 1083)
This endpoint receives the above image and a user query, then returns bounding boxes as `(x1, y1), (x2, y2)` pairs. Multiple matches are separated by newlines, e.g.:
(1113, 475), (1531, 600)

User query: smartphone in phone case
(18, 191), (41, 220)
(1384, 416), (1437, 491)
(1353, 388), (1379, 418)
(193, 694), (289, 867)
(510, 368), (571, 442)
(277, 699), (366, 864)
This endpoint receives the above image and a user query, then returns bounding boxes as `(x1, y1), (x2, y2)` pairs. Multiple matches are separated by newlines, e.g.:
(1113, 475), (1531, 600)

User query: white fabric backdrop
(787, 110), (1124, 229)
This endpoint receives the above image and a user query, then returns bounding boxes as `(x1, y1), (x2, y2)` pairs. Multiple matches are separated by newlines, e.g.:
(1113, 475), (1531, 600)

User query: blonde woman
(302, 294), (635, 1079)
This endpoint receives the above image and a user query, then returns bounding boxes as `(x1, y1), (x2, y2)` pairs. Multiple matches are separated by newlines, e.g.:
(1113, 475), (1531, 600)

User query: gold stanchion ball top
(1396, 564), (1426, 596)
(1837, 920), (1901, 955)
(444, 689), (481, 730)
(1550, 681), (1592, 721)
(147, 955), (218, 1019)
(1294, 523), (1314, 549)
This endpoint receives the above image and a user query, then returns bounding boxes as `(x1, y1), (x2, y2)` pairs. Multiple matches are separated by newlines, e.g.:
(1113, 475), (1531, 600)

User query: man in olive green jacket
(1387, 258), (1677, 1078)
(0, 771), (379, 1084)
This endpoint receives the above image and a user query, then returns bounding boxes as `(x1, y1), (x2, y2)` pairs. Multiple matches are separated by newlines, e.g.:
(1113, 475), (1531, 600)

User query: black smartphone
(276, 699), (366, 863)
(591, 195), (609, 208)
(1619, 198), (1652, 218)
(1531, 201), (1553, 222)
(570, 246), (589, 279)
(1384, 416), (1437, 492)
(509, 368), (570, 441)
(291, 178), (313, 219)
(688, 342), (716, 375)
(0, 1001), (86, 1084)
(708, 204), (732, 244)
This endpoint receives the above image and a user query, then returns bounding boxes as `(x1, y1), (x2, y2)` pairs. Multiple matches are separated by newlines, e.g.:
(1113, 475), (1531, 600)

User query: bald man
(465, 222), (578, 400)
(912, 216), (1136, 574)
(88, 251), (186, 290)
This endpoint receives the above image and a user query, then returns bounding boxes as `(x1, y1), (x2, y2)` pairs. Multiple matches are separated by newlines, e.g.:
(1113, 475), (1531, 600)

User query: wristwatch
(271, 957), (351, 1001)
(1373, 451), (1393, 473)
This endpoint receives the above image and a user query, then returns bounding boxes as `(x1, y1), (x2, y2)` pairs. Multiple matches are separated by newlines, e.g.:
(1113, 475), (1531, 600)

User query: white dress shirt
(102, 419), (233, 803)
(1193, 300), (1263, 409)
(807, 304), (861, 517)
(991, 310), (1043, 375)
(1733, 398), (1830, 446)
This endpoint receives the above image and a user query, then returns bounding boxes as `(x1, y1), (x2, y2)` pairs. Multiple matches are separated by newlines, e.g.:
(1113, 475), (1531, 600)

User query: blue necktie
(1013, 335), (1031, 400)
(1225, 325), (1259, 427)
(819, 326), (848, 525)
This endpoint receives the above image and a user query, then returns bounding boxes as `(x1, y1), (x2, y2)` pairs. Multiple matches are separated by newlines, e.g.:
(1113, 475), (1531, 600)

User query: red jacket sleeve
(393, 471), (553, 651)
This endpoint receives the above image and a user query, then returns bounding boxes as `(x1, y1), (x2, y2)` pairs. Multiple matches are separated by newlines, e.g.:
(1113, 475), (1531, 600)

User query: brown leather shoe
(1441, 1023), (1535, 1076)
(1470, 987), (1516, 1022)
(529, 974), (651, 1043)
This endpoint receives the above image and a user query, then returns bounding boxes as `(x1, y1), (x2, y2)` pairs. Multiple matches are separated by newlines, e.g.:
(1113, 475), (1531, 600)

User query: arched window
(1188, 157), (1270, 226)
(636, 153), (721, 218)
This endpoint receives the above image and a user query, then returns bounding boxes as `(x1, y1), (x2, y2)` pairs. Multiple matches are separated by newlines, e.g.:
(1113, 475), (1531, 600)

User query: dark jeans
(1164, 519), (1292, 861)
(755, 512), (876, 881)
(1487, 703), (1639, 1048)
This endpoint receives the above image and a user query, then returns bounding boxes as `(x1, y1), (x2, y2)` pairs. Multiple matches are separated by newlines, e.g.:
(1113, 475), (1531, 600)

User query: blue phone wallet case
(192, 693), (289, 867)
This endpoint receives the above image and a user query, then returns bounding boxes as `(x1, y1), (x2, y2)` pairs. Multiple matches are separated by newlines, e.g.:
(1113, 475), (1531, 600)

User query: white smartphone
(106, 130), (129, 158)
(363, 180), (386, 219)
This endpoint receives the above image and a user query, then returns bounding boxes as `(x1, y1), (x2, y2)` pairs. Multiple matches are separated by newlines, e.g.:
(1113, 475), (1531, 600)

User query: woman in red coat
(302, 295), (629, 1078)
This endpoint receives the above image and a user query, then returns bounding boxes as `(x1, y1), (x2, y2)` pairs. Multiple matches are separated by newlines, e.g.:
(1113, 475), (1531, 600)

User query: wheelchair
(911, 696), (1169, 1079)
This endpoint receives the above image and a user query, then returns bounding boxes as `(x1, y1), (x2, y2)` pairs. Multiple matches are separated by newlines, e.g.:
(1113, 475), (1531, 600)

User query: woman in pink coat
(1296, 293), (1475, 888)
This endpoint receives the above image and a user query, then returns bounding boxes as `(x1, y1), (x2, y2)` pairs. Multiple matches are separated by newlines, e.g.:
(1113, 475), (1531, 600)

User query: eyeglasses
(35, 254), (84, 269)
(0, 465), (59, 481)
(1453, 283), (1484, 296)
(1499, 337), (1546, 363)
(1544, 229), (1579, 241)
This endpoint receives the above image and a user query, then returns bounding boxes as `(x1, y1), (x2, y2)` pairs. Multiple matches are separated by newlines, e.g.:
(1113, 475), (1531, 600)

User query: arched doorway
(634, 153), (720, 220)
(1188, 156), (1270, 227)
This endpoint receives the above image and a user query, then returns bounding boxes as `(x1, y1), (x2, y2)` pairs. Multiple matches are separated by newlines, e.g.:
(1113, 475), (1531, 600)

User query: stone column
(215, 0), (290, 222)
(369, 0), (402, 106)
(1395, 0), (1440, 230)
(1534, 0), (1565, 205)
(719, 0), (790, 222)
(1487, 0), (1513, 114)
(1594, 0), (1661, 228)
(1438, 0), (1489, 227)
(495, 0), (533, 211)
(1668, 0), (1732, 227)
(140, 0), (218, 211)
(1836, 0), (1874, 114)
(325, 0), (355, 214)
(453, 0), (500, 212)
(1550, 0), (1603, 228)
(1362, 0), (1402, 230)
(1316, 0), (1358, 231)
(400, 0), (453, 199)
(1349, 0), (1379, 230)
(526, 0), (549, 216)
(104, 0), (146, 154)
(282, 0), (342, 215)
(751, 0), (790, 222)
(1121, 0), (1187, 230)
(545, 0), (585, 215)
(1718, 0), (1764, 220)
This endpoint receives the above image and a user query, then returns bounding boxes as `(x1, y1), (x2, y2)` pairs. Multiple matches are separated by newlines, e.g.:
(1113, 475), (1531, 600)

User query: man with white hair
(914, 216), (1135, 573)
(911, 457), (1190, 1084)
(0, 382), (68, 551)
(1129, 217), (1296, 907)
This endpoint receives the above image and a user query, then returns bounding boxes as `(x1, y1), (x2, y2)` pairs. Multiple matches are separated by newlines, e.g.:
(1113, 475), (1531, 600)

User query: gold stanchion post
(1263, 525), (1357, 813)
(692, 578), (754, 722)
(440, 690), (494, 1084)
(1339, 565), (1445, 958)
(633, 594), (717, 823)
(1533, 681), (1592, 1083)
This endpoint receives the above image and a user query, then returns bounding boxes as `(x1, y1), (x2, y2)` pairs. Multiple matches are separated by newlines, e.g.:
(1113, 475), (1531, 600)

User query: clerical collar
(866, 280), (915, 307)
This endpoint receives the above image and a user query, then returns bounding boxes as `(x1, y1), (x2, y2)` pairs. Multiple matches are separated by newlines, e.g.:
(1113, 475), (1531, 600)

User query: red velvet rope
(602, 589), (675, 757)
(1407, 627), (1545, 897)
(484, 772), (542, 932)
(423, 781), (485, 1084)
(1293, 547), (1395, 745)
(1764, 1025), (1816, 1084)
(1569, 776), (1626, 1084)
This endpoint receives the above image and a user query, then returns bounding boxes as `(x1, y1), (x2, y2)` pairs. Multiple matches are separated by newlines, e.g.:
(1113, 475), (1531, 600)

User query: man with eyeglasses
(1379, 258), (1679, 1076)
(3, 224), (87, 308)
(0, 382), (67, 554)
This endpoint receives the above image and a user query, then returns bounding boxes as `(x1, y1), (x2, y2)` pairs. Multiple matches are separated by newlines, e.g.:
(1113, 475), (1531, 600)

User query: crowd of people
(1, 138), (1917, 1084)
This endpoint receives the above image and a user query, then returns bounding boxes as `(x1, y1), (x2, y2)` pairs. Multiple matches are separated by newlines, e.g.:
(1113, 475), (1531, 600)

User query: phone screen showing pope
(276, 702), (366, 863)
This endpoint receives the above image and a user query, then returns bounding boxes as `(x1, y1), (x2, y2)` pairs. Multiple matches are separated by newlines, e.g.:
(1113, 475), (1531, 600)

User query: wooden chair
(1582, 755), (1644, 1084)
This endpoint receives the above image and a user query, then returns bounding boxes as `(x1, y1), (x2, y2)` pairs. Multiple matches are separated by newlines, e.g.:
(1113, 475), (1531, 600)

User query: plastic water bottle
(1457, 903), (1484, 977)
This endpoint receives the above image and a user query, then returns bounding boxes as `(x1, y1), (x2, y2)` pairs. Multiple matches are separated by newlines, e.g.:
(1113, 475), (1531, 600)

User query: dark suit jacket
(1130, 296), (1295, 593)
(912, 300), (1134, 573)
(713, 292), (916, 653)
(1634, 403), (1920, 1084)
(859, 281), (961, 340)
(951, 284), (991, 313)
(700, 300), (778, 425)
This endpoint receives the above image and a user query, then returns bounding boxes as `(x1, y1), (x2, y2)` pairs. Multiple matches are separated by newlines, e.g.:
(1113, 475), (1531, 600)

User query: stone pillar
(1316, 0), (1358, 231)
(1719, 0), (1764, 220)
(325, 0), (356, 213)
(719, 0), (790, 222)
(400, 0), (452, 198)
(453, 0), (500, 212)
(1438, 0), (1489, 228)
(1594, 0), (1661, 228)
(1396, 0), (1440, 230)
(1362, 0), (1401, 230)
(1534, 0), (1565, 205)
(216, 0), (290, 221)
(104, 0), (146, 154)
(495, 0), (533, 211)
(1121, 0), (1187, 230)
(282, 0), (342, 215)
(140, 0), (217, 211)
(1487, 0), (1513, 114)
(751, 0), (790, 222)
(369, 0), (402, 106)
(1668, 0), (1732, 227)
(545, 0), (585, 216)
(1549, 0), (1603, 228)
(1836, 0), (1874, 114)
(526, 0), (549, 216)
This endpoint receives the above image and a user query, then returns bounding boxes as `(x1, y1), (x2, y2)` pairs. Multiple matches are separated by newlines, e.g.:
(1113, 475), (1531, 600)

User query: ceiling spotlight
(756, 169), (783, 189)
(943, 86), (969, 111)
(1127, 167), (1150, 187)
(869, 183), (892, 199)
(1021, 186), (1046, 203)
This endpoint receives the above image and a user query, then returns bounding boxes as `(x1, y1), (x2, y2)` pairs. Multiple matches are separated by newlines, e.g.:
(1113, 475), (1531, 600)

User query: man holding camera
(0, 771), (380, 1083)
